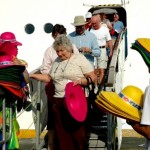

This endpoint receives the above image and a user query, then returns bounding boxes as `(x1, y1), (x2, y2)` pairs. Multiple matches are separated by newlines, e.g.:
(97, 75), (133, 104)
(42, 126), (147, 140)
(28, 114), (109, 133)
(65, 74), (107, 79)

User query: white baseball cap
(85, 12), (92, 19)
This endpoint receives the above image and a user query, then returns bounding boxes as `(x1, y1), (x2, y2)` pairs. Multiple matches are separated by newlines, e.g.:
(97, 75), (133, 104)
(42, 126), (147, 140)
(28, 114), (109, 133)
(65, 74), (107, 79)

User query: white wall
(1, 0), (150, 130)
(123, 0), (150, 91)
(0, 0), (89, 72)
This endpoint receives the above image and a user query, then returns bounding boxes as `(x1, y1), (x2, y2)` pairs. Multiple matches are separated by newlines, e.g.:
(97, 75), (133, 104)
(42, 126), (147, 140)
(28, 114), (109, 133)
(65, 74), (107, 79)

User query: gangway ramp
(88, 28), (127, 150)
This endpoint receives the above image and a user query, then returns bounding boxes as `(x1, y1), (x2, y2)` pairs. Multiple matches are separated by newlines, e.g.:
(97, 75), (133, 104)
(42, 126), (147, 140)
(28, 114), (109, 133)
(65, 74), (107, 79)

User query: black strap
(88, 26), (92, 31)
(86, 77), (92, 85)
(86, 77), (95, 93)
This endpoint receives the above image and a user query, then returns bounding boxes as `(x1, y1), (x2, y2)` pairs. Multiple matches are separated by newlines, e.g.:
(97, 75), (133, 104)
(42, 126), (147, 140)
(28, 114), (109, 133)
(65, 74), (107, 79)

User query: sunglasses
(75, 26), (84, 29)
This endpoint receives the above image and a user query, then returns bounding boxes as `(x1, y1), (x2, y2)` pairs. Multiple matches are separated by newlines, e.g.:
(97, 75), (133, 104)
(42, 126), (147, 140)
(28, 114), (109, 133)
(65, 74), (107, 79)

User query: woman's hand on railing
(29, 73), (51, 82)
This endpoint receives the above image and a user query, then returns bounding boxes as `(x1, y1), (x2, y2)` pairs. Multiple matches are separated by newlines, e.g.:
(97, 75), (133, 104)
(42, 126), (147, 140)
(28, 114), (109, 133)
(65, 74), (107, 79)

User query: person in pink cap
(0, 32), (24, 64)
(0, 31), (29, 101)
(0, 31), (28, 67)
(0, 32), (29, 149)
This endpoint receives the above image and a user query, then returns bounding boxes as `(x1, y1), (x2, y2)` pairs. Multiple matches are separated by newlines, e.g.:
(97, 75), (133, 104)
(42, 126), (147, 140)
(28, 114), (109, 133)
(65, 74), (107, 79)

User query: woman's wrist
(77, 79), (82, 85)
(78, 77), (89, 86)
(79, 78), (85, 85)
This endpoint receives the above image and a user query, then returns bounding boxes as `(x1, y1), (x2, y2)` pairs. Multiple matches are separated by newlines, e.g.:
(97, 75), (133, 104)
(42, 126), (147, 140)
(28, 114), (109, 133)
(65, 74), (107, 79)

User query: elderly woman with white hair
(30, 34), (96, 150)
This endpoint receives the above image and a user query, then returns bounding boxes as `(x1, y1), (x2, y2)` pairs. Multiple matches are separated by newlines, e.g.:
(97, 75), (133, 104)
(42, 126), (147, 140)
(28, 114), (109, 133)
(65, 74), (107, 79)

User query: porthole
(25, 24), (35, 34)
(44, 23), (53, 33)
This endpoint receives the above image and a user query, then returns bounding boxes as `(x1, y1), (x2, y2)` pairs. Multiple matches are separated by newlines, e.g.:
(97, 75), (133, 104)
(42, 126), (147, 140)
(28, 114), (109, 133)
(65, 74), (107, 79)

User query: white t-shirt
(141, 85), (150, 150)
(90, 26), (111, 46)
(49, 53), (93, 97)
(141, 85), (150, 125)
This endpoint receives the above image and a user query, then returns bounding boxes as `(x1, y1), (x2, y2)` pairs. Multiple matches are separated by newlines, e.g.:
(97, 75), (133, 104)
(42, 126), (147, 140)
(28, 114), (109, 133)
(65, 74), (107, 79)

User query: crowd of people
(0, 11), (125, 150)
(39, 12), (125, 150)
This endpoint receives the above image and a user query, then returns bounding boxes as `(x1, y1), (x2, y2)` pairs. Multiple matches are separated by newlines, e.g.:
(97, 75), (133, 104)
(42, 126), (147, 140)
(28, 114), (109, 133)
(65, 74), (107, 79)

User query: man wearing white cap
(85, 12), (92, 31)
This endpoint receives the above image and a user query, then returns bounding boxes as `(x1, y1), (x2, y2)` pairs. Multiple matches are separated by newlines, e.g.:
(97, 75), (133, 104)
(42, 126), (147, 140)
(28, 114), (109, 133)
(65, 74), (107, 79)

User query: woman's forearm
(29, 73), (51, 82)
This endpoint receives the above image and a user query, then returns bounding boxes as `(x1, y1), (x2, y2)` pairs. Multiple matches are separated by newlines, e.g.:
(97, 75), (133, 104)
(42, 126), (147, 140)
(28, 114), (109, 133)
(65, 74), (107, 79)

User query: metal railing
(29, 69), (48, 150)
(105, 28), (127, 150)
(0, 89), (13, 150)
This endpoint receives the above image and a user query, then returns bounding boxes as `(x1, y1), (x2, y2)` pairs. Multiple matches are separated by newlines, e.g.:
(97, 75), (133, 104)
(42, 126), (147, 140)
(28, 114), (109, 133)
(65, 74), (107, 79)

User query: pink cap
(0, 32), (22, 46)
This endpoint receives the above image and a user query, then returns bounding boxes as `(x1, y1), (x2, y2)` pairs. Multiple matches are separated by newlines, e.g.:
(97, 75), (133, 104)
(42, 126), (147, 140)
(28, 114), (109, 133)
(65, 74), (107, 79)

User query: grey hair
(53, 34), (73, 52)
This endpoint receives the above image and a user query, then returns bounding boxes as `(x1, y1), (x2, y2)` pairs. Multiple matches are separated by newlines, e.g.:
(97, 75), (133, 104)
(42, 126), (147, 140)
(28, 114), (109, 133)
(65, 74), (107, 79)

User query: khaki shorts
(94, 48), (108, 69)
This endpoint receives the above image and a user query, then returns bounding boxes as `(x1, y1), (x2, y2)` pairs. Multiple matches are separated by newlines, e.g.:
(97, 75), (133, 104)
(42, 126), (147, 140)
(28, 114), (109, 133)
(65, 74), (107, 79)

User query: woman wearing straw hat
(30, 35), (97, 150)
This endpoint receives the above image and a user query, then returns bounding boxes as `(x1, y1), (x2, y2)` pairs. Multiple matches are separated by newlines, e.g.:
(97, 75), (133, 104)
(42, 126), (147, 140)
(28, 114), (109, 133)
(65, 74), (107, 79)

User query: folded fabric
(0, 65), (25, 98)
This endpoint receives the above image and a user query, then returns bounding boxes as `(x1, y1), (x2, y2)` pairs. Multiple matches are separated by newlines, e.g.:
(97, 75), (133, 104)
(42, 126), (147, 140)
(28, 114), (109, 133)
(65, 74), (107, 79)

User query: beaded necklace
(54, 54), (72, 79)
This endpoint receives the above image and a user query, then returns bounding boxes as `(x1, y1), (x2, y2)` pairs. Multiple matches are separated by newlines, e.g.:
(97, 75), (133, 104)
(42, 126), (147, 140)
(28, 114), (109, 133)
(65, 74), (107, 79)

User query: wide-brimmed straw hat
(65, 82), (87, 122)
(71, 16), (87, 26)
(0, 64), (25, 98)
(95, 85), (144, 122)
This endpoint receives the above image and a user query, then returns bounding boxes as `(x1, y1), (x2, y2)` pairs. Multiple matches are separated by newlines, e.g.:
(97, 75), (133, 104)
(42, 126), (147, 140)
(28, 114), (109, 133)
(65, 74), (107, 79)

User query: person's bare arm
(127, 121), (150, 140)
(106, 21), (113, 30)
(73, 71), (96, 86)
(30, 73), (51, 82)
(107, 40), (113, 58)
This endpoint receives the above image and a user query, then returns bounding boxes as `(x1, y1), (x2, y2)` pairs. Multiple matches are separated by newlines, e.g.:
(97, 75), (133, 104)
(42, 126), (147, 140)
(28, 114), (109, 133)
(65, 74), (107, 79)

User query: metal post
(2, 98), (6, 150)
(0, 97), (13, 150)
(107, 114), (113, 150)
(36, 81), (41, 150)
(8, 103), (13, 142)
